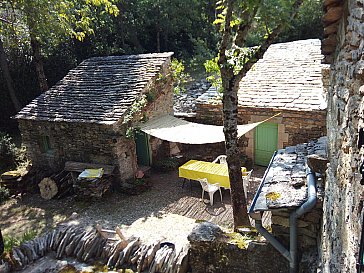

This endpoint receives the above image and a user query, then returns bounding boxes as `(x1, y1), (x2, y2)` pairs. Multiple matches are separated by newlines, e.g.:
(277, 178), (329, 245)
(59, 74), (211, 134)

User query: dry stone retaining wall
(6, 225), (188, 273)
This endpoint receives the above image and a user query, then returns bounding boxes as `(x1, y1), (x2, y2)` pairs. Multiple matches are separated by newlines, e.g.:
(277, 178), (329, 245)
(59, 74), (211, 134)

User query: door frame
(245, 114), (288, 162)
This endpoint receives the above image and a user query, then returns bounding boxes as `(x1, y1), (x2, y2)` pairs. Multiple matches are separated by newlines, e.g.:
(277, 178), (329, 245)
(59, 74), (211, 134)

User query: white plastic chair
(212, 155), (227, 164)
(198, 178), (223, 206)
(242, 170), (253, 199)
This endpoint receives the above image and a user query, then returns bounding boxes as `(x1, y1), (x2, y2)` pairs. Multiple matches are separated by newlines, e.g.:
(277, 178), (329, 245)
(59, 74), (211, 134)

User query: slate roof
(15, 52), (173, 125)
(238, 39), (326, 111)
(250, 136), (327, 211)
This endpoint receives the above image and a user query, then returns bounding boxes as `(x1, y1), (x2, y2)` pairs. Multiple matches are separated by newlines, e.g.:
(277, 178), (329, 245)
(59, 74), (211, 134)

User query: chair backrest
(242, 170), (253, 199)
(212, 155), (227, 164)
(198, 178), (210, 191)
(242, 170), (253, 180)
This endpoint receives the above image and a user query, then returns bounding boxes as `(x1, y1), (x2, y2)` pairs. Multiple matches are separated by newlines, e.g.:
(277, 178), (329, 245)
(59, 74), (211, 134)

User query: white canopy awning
(138, 114), (279, 144)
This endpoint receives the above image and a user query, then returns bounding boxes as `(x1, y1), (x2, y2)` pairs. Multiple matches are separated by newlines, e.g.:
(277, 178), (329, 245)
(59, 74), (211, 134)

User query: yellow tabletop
(178, 160), (247, 189)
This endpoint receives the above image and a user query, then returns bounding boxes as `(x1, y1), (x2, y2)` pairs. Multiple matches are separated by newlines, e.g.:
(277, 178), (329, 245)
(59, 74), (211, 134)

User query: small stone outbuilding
(196, 39), (327, 166)
(15, 53), (174, 181)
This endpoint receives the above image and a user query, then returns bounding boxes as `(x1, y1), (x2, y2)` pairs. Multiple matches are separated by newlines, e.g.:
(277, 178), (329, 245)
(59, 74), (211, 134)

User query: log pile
(38, 171), (73, 200)
(73, 177), (111, 198)
(9, 225), (189, 273)
(64, 161), (115, 198)
(0, 170), (23, 193)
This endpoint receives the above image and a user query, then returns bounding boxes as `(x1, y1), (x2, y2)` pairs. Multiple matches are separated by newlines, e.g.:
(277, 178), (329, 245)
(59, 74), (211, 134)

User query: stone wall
(18, 116), (147, 181)
(267, 208), (323, 272)
(18, 120), (137, 178)
(196, 104), (326, 162)
(322, 0), (344, 64)
(320, 0), (364, 271)
(188, 222), (289, 273)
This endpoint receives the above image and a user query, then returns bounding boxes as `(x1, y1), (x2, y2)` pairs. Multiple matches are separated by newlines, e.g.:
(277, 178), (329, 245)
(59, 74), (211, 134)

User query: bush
(3, 229), (37, 253)
(153, 158), (180, 172)
(0, 132), (28, 171)
(0, 187), (10, 204)
(0, 133), (17, 170)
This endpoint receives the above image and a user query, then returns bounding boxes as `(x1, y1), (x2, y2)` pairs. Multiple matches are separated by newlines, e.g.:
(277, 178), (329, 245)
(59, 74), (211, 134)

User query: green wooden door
(255, 122), (278, 166)
(135, 131), (151, 166)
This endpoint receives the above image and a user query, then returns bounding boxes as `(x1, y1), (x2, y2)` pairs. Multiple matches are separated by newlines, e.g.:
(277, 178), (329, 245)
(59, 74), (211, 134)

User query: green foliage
(204, 57), (222, 92)
(0, 186), (10, 204)
(145, 89), (157, 102)
(204, 47), (256, 90)
(0, 0), (120, 47)
(170, 59), (189, 94)
(0, 133), (17, 170)
(246, 0), (323, 46)
(188, 37), (216, 70)
(3, 229), (38, 253)
(123, 95), (148, 139)
(277, 0), (323, 42)
(152, 158), (180, 172)
(0, 133), (28, 171)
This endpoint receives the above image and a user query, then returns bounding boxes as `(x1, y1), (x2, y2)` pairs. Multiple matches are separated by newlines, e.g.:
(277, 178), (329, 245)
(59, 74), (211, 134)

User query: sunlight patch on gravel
(123, 213), (198, 252)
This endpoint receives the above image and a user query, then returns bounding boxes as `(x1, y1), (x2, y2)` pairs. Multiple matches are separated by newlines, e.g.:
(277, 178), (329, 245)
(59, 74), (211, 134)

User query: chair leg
(208, 192), (214, 206)
(219, 188), (222, 202)
(201, 189), (205, 201)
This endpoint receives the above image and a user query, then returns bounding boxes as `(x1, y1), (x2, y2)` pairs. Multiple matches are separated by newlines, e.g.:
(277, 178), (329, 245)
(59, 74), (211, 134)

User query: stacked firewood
(0, 171), (23, 193)
(9, 225), (189, 273)
(73, 176), (112, 198)
(65, 161), (114, 198)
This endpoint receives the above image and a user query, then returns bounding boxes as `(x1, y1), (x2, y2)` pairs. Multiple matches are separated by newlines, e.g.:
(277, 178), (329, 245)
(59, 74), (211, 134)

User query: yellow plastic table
(179, 160), (247, 189)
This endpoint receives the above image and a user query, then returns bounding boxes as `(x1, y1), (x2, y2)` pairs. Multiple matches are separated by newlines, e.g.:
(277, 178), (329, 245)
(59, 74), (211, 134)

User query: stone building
(319, 0), (364, 271)
(15, 53), (174, 181)
(196, 39), (327, 166)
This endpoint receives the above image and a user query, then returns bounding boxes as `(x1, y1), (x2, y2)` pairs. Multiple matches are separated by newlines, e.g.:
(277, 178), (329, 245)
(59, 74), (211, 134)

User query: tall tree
(0, 17), (20, 111)
(216, 0), (304, 228)
(1, 0), (119, 92)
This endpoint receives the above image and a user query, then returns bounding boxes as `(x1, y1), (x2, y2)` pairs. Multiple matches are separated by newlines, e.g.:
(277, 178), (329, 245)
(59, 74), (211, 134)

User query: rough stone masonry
(320, 0), (364, 271)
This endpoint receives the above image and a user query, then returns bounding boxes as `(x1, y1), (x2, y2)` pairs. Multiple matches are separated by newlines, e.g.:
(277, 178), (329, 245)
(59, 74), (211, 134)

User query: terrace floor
(0, 165), (268, 251)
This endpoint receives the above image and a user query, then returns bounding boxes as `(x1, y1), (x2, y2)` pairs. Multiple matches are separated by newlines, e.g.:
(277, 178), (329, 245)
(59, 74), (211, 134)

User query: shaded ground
(0, 166), (266, 247)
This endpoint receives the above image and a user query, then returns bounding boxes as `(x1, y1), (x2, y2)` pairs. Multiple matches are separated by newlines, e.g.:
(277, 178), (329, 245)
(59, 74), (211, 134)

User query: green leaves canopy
(0, 0), (119, 51)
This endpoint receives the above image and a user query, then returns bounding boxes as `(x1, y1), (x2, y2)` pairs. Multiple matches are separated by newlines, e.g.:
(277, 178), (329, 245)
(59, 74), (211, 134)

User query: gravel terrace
(0, 166), (266, 254)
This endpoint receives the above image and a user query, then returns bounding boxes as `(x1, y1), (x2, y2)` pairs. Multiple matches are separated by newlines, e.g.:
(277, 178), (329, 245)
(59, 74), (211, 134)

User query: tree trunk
(30, 34), (48, 92)
(0, 38), (21, 112)
(218, 0), (304, 230)
(156, 29), (161, 53)
(221, 73), (250, 228)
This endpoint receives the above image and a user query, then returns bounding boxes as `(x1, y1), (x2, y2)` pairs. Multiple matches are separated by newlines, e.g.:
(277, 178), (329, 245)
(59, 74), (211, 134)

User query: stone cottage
(15, 52), (174, 181)
(196, 39), (327, 166)
(319, 0), (364, 271)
